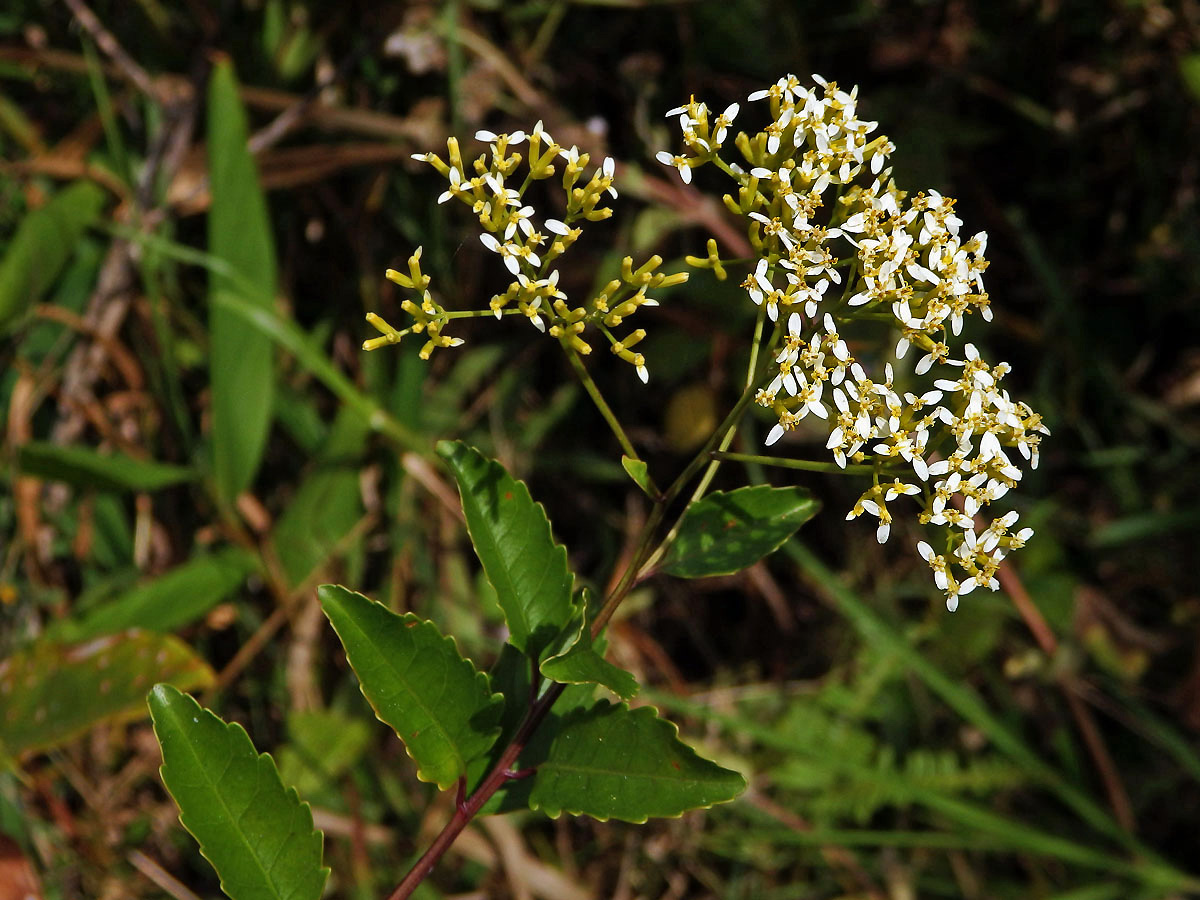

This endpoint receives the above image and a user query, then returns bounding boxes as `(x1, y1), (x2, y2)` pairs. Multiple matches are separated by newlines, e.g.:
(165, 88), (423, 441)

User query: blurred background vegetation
(2, 0), (1200, 898)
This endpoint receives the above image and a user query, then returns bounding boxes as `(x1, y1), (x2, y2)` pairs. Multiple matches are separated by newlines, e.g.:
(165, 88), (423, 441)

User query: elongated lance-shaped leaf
(17, 442), (196, 493)
(318, 584), (503, 790)
(0, 631), (214, 761)
(529, 700), (745, 822)
(0, 180), (105, 335)
(437, 441), (577, 660)
(148, 686), (328, 900)
(58, 548), (254, 641)
(208, 57), (277, 505)
(662, 485), (819, 578)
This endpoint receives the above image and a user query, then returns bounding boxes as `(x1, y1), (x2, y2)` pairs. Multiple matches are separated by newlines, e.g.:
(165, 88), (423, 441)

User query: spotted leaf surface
(661, 485), (819, 578)
(0, 631), (214, 760)
(148, 685), (328, 900)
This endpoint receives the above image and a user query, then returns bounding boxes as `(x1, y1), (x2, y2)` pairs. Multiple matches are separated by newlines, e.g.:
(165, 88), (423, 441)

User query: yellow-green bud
(446, 137), (464, 174)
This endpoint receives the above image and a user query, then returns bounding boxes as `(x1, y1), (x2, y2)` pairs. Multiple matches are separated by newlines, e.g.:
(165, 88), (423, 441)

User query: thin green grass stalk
(82, 38), (132, 189)
(564, 345), (640, 461)
(650, 687), (1193, 890)
(114, 226), (425, 453)
(784, 539), (1190, 885)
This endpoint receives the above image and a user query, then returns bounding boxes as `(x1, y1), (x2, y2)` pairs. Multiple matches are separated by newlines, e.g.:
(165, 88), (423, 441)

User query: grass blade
(207, 57), (277, 504)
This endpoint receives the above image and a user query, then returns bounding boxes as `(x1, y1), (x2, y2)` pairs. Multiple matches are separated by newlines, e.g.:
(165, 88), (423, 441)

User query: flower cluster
(364, 122), (688, 382)
(659, 74), (1048, 611)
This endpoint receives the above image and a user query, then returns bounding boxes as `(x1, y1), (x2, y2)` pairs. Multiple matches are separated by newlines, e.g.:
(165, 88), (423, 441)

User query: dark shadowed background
(2, 1), (1199, 898)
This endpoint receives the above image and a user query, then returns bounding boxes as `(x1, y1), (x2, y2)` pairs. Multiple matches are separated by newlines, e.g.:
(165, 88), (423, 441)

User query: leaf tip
(147, 682), (181, 713)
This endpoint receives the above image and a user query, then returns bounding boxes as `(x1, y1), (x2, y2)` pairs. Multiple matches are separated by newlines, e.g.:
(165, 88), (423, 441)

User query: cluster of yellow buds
(364, 122), (688, 382)
(659, 74), (1048, 611)
(363, 248), (464, 359)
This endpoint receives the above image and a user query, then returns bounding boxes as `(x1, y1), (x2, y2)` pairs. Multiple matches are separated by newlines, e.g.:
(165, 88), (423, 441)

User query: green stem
(663, 369), (764, 508)
(592, 337), (775, 631)
(440, 307), (526, 319)
(712, 451), (876, 475)
(632, 361), (771, 582)
(562, 342), (640, 462)
(745, 301), (767, 389)
(671, 303), (768, 508)
(634, 309), (785, 575)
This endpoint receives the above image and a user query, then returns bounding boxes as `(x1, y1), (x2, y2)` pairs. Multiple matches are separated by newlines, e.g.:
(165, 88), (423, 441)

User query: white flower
(479, 233), (537, 275)
(601, 156), (618, 198)
(822, 314), (850, 361)
(712, 102), (740, 144)
(503, 205), (537, 240)
(478, 129), (513, 146)
(883, 480), (920, 502)
(438, 167), (467, 204)
(526, 120), (551, 147)
(655, 150), (693, 184)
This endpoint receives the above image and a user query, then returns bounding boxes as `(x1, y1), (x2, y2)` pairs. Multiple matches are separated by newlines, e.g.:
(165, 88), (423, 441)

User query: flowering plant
(151, 73), (1046, 900)
(372, 72), (1048, 613)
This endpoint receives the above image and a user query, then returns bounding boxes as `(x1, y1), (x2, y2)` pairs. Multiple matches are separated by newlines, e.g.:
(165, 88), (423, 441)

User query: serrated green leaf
(16, 442), (196, 493)
(0, 632), (214, 760)
(661, 485), (819, 578)
(473, 646), (597, 816)
(60, 547), (255, 641)
(437, 441), (576, 660)
(318, 584), (502, 790)
(148, 685), (328, 900)
(620, 455), (658, 498)
(528, 701), (745, 822)
(0, 180), (105, 335)
(540, 618), (638, 701)
(208, 57), (277, 504)
(541, 645), (639, 701)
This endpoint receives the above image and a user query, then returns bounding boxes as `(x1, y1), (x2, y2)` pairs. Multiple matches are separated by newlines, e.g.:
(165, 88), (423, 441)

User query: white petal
(911, 456), (929, 481)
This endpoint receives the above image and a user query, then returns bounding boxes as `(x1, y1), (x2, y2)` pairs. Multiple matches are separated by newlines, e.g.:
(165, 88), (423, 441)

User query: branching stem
(390, 315), (779, 897)
(563, 343), (640, 462)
